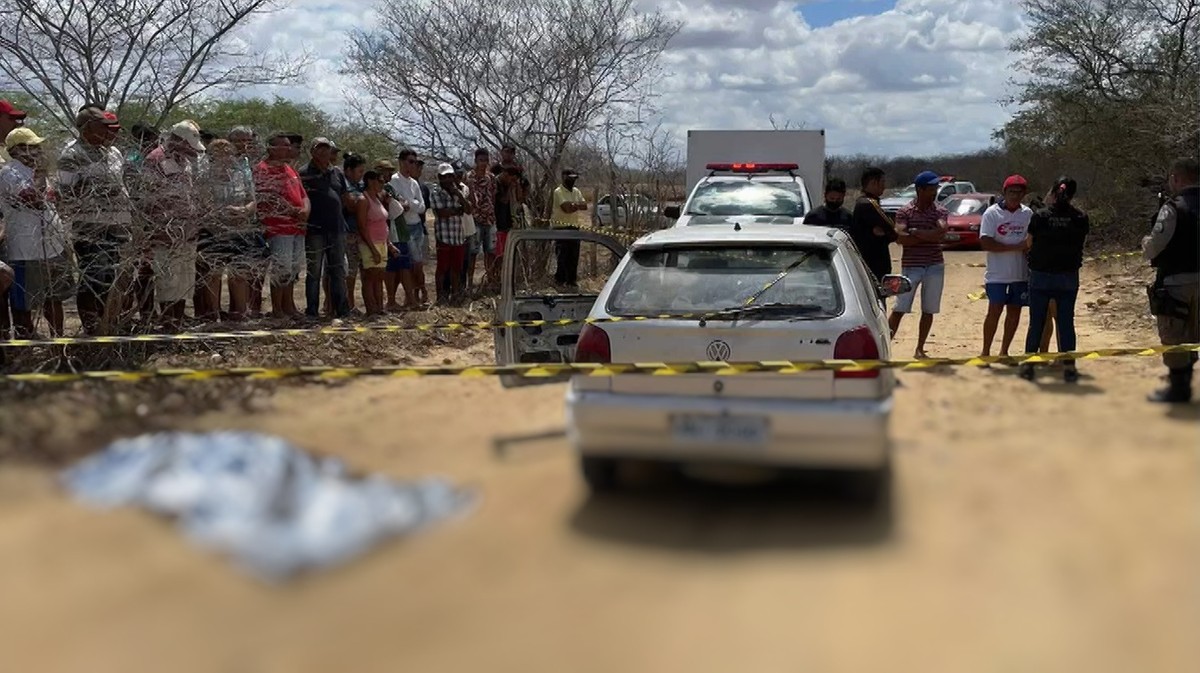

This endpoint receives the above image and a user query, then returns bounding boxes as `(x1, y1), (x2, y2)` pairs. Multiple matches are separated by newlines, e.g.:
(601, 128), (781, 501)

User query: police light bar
(939, 175), (956, 182)
(706, 162), (799, 172)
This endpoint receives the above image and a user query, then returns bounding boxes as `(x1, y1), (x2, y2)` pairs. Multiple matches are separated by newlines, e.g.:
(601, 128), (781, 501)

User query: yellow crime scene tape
(3, 344), (1197, 384)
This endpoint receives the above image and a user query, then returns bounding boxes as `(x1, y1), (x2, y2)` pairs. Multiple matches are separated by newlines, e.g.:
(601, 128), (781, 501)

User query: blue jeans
(305, 231), (350, 317)
(1024, 270), (1079, 355)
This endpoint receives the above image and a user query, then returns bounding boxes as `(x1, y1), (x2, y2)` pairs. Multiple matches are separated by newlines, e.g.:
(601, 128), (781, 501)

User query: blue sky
(242, 0), (1028, 158)
(800, 0), (898, 27)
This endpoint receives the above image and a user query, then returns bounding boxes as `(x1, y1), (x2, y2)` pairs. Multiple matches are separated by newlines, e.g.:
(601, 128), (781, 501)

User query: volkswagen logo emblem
(706, 340), (732, 361)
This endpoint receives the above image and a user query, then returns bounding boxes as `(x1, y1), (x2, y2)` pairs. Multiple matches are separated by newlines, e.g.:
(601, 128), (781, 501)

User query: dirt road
(1, 250), (1197, 673)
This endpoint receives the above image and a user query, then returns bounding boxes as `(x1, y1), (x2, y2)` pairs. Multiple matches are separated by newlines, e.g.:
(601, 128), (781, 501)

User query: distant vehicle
(594, 193), (665, 229)
(685, 129), (826, 205)
(663, 162), (813, 227)
(879, 176), (977, 215)
(494, 224), (912, 498)
(942, 192), (998, 249)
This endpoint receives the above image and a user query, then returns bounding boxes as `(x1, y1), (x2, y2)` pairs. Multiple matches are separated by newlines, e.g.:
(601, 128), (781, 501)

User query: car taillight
(833, 325), (880, 379)
(575, 324), (611, 363)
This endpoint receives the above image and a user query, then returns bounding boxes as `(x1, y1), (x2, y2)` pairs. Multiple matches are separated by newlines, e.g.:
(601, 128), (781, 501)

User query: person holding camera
(1143, 157), (1200, 403)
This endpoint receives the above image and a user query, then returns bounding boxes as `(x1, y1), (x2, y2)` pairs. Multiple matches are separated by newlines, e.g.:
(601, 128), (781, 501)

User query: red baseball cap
(0, 100), (27, 120)
(1003, 175), (1028, 190)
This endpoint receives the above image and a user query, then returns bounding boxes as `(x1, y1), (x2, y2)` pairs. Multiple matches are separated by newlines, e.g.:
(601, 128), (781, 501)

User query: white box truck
(685, 129), (826, 207)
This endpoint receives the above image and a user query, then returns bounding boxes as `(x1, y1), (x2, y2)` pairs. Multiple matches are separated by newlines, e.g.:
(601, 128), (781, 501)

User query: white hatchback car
(495, 225), (911, 496)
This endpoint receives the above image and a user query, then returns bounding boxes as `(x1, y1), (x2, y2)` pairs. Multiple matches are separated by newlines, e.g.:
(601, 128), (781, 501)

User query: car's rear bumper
(566, 390), (892, 468)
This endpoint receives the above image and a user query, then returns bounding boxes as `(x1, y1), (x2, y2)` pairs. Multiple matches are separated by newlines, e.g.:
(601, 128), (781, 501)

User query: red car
(941, 192), (998, 249)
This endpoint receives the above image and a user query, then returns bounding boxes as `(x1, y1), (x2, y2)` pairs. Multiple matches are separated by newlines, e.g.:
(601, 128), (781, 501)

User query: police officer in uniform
(1143, 157), (1200, 403)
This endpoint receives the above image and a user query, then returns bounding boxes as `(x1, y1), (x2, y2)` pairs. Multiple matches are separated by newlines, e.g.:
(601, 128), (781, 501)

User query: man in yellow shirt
(552, 168), (587, 286)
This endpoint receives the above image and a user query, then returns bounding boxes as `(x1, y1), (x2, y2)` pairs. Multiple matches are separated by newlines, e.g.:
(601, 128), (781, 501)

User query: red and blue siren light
(706, 162), (799, 172)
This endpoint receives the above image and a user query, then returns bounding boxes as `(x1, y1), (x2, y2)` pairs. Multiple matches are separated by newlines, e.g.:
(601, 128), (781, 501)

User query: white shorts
(152, 243), (197, 304)
(268, 235), (305, 285)
(893, 264), (945, 314)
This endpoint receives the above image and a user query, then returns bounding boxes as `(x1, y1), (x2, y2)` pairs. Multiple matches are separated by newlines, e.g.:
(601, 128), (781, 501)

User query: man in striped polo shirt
(889, 170), (949, 359)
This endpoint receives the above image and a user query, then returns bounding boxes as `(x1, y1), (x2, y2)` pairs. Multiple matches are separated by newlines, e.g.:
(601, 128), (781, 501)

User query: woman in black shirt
(1021, 177), (1090, 382)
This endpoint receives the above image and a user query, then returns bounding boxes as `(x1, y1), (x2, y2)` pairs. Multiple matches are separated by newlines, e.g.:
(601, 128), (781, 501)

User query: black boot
(1148, 368), (1193, 404)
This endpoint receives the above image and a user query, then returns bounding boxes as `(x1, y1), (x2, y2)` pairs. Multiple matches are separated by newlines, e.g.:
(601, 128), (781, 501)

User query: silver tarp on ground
(60, 431), (474, 581)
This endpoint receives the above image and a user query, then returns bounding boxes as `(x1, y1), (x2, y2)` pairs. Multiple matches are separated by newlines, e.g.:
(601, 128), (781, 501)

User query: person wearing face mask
(552, 168), (587, 287)
(802, 177), (852, 229)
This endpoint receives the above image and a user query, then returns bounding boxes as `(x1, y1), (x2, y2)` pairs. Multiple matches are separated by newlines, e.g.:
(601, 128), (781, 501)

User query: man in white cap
(0, 127), (75, 337)
(142, 120), (205, 329)
(428, 161), (473, 304)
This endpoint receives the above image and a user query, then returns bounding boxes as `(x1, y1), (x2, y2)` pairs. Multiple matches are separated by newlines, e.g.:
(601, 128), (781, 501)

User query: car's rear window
(606, 245), (843, 316)
(686, 181), (806, 218)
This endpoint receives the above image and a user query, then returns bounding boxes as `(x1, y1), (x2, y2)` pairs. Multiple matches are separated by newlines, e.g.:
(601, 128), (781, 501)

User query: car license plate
(944, 233), (960, 241)
(672, 414), (769, 446)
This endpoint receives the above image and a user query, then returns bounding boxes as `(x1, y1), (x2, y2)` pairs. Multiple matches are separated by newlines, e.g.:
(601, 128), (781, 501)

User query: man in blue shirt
(299, 137), (351, 319)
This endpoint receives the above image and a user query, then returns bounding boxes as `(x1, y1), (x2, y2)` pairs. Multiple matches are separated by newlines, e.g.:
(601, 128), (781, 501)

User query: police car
(663, 163), (815, 228)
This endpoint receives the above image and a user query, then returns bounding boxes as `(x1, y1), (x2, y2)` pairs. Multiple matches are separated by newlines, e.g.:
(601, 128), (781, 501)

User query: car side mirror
(663, 205), (681, 219)
(878, 274), (912, 298)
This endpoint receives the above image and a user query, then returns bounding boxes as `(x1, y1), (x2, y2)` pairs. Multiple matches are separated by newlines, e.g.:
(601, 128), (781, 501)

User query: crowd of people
(0, 100), (563, 340)
(1, 100), (1196, 403)
(804, 160), (1199, 403)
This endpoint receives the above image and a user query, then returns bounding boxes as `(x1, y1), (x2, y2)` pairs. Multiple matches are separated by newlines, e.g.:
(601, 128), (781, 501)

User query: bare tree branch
(0, 0), (308, 130)
(344, 0), (680, 215)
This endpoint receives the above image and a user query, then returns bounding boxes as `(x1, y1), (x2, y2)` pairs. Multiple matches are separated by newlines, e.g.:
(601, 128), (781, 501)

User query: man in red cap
(0, 100), (27, 341)
(0, 100), (27, 165)
(58, 105), (132, 334)
(978, 175), (1033, 360)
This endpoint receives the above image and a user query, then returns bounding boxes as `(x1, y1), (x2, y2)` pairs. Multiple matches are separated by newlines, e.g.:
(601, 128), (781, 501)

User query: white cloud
(234, 0), (1029, 157)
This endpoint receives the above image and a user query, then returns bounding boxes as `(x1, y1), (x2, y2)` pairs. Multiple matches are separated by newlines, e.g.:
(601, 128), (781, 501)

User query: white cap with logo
(170, 120), (205, 152)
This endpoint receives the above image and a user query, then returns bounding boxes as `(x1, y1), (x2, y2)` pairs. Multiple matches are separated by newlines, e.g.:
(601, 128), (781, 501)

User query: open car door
(495, 229), (627, 387)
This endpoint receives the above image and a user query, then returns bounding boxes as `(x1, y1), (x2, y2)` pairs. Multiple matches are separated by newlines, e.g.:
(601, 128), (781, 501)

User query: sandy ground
(1, 249), (1198, 673)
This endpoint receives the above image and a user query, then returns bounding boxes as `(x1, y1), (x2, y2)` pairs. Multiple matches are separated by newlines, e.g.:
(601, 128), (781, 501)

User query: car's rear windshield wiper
(697, 303), (830, 324)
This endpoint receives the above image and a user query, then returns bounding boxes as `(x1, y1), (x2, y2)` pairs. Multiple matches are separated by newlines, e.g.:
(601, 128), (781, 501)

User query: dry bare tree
(586, 117), (682, 230)
(1002, 0), (1199, 244)
(0, 0), (306, 130)
(343, 0), (681, 216)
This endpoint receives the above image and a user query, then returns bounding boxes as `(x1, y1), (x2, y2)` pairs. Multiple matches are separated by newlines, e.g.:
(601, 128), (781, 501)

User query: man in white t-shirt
(388, 149), (428, 307)
(978, 174), (1033, 358)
